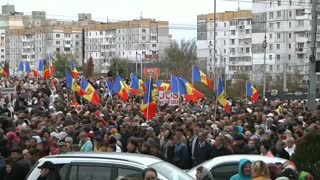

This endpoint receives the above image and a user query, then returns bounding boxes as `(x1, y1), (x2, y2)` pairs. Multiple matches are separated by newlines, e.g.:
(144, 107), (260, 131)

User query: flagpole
(146, 72), (153, 120)
(214, 75), (219, 120)
(245, 80), (248, 101)
(191, 65), (194, 86)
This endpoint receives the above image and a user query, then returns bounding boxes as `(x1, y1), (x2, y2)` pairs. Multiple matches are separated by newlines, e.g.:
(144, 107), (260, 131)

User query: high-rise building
(252, 0), (314, 89)
(197, 10), (253, 81)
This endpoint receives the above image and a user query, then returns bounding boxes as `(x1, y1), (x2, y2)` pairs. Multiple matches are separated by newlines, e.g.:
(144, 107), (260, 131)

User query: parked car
(187, 155), (288, 180)
(27, 152), (194, 180)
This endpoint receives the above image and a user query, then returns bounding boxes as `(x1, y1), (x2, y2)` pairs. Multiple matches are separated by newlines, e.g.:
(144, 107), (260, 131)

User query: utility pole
(308, 0), (318, 110)
(82, 28), (86, 75)
(283, 63), (287, 92)
(213, 0), (217, 94)
(262, 33), (267, 99)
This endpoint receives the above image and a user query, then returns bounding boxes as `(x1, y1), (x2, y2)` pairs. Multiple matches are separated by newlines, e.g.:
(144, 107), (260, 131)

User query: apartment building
(252, 0), (315, 88)
(86, 19), (169, 73)
(197, 10), (253, 80)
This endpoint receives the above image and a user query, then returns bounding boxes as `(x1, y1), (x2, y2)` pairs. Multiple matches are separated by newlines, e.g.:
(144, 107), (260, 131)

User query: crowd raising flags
(70, 61), (79, 79)
(0, 66), (8, 77)
(246, 81), (259, 102)
(140, 80), (157, 120)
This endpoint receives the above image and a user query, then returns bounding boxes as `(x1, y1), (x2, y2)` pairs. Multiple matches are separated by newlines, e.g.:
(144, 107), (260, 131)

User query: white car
(187, 155), (288, 180)
(27, 152), (194, 180)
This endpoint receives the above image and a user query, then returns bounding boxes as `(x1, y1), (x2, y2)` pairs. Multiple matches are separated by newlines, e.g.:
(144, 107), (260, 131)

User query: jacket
(193, 141), (213, 166)
(230, 159), (252, 180)
(10, 158), (31, 180)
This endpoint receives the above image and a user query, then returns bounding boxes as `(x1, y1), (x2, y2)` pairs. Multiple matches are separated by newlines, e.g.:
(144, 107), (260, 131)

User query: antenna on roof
(140, 11), (143, 20)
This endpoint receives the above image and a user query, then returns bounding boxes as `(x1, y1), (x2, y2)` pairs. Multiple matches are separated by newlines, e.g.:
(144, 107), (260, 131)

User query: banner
(0, 87), (16, 95)
(158, 91), (179, 106)
(143, 67), (160, 80)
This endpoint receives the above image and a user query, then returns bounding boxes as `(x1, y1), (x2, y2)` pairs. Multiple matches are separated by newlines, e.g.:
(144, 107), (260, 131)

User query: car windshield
(149, 161), (194, 180)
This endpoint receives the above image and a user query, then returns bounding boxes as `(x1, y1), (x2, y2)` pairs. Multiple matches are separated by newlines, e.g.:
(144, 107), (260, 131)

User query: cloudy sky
(8, 0), (251, 40)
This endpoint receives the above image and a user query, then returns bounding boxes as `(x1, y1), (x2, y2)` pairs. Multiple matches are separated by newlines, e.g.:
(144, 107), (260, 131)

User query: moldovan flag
(80, 77), (100, 106)
(140, 80), (157, 120)
(217, 76), (231, 113)
(179, 77), (204, 102)
(0, 66), (8, 77)
(129, 74), (140, 95)
(246, 81), (259, 102)
(156, 80), (171, 91)
(32, 70), (40, 78)
(66, 71), (86, 96)
(70, 61), (79, 78)
(193, 66), (213, 89)
(113, 75), (129, 102)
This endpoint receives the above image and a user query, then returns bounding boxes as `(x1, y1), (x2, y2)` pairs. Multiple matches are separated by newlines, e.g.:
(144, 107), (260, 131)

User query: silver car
(187, 155), (288, 180)
(27, 152), (194, 180)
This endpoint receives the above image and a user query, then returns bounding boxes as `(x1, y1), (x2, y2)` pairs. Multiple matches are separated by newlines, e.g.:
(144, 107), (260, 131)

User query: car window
(118, 168), (143, 180)
(210, 164), (238, 180)
(68, 165), (111, 180)
(27, 163), (68, 180)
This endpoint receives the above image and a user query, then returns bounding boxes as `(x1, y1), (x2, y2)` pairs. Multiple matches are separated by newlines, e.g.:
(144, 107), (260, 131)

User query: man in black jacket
(193, 131), (213, 166)
(37, 161), (61, 180)
(232, 134), (250, 154)
(9, 148), (31, 180)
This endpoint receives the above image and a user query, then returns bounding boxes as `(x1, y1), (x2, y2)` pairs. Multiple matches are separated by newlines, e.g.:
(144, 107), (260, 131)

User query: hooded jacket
(230, 159), (252, 180)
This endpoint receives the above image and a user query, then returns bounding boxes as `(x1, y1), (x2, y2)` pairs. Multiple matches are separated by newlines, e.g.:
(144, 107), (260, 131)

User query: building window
(56, 34), (60, 38)
(231, 30), (236, 35)
(269, 44), (273, 50)
(269, 55), (272, 60)
(277, 33), (281, 39)
(277, 65), (280, 70)
(224, 40), (226, 45)
(56, 48), (60, 52)
(231, 39), (235, 45)
(278, 1), (281, 6)
(246, 47), (250, 53)
(0, 49), (3, 52)
(277, 44), (280, 49)
(142, 36), (146, 40)
(246, 29), (250, 34)
(152, 44), (157, 47)
(142, 29), (146, 33)
(269, 12), (273, 19)
(269, 33), (273, 39)
(289, 22), (292, 28)
(269, 65), (273, 71)
(277, 22), (281, 29)
(298, 54), (304, 59)
(277, 54), (280, 60)
(296, 9), (305, 16)
(289, 11), (292, 17)
(288, 54), (291, 60)
(224, 31), (226, 36)
(289, 33), (292, 38)
(277, 11), (281, 18)
(289, 43), (291, 49)
(151, 36), (157, 40)
(56, 41), (60, 45)
(224, 22), (226, 27)
(298, 20), (304, 26)
(142, 51), (146, 55)
(269, 23), (273, 29)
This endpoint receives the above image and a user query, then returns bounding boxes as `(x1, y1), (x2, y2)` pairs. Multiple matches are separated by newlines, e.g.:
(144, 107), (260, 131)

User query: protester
(195, 166), (214, 180)
(37, 161), (61, 180)
(230, 158), (252, 180)
(251, 161), (271, 180)
(142, 167), (158, 180)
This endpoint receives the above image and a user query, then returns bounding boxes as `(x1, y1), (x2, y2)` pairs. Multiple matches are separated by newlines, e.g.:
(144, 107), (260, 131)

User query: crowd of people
(0, 76), (318, 180)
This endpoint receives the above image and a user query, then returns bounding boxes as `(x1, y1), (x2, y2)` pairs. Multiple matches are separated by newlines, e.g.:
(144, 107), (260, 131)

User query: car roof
(41, 152), (162, 167)
(188, 154), (288, 173)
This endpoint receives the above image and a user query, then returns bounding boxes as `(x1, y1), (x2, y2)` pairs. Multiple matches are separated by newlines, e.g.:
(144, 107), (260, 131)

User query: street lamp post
(262, 34), (267, 100)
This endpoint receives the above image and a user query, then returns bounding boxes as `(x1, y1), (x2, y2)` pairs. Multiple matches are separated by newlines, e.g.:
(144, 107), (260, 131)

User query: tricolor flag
(66, 71), (86, 96)
(32, 69), (40, 78)
(70, 61), (79, 78)
(140, 80), (157, 120)
(171, 76), (188, 95)
(113, 75), (129, 102)
(193, 66), (213, 89)
(179, 78), (204, 102)
(246, 81), (259, 102)
(80, 77), (100, 106)
(156, 80), (171, 91)
(129, 74), (140, 95)
(217, 76), (231, 113)
(38, 59), (45, 71)
(0, 66), (8, 77)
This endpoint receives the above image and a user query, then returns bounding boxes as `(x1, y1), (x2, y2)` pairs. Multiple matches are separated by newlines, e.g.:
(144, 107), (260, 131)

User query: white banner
(0, 87), (16, 95)
(158, 91), (179, 106)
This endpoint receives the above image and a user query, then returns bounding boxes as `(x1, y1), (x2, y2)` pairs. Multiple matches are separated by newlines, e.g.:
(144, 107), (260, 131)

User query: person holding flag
(70, 61), (79, 79)
(217, 75), (231, 113)
(140, 79), (157, 120)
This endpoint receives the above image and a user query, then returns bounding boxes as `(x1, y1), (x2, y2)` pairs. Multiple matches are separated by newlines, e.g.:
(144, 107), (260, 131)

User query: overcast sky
(8, 0), (251, 40)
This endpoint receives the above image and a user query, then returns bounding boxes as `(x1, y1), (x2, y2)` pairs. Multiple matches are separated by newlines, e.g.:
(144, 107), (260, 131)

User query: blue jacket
(230, 159), (252, 180)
